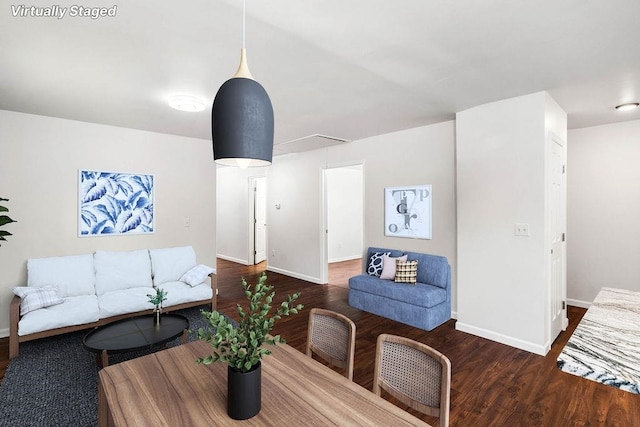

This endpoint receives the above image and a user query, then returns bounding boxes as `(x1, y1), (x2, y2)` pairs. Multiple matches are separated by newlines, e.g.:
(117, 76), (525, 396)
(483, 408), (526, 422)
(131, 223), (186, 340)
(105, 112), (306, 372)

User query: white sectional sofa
(9, 245), (216, 359)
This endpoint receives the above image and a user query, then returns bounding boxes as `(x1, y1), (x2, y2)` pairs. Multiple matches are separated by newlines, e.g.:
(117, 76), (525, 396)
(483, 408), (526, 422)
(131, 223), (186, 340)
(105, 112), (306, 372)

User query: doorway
(322, 164), (364, 285)
(548, 132), (567, 343)
(250, 176), (267, 265)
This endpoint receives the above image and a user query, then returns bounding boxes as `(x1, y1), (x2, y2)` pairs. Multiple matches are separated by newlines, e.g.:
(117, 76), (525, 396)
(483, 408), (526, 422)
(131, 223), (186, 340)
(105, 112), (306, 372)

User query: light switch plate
(515, 223), (530, 236)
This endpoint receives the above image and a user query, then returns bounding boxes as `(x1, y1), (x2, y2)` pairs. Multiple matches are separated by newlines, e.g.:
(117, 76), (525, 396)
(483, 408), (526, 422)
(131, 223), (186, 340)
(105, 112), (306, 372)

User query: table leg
(182, 329), (188, 345)
(101, 349), (109, 368)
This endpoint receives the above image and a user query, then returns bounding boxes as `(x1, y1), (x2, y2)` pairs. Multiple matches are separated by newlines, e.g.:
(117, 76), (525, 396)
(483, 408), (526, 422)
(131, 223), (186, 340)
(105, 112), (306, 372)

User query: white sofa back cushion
(94, 249), (153, 296)
(149, 246), (196, 286)
(27, 254), (95, 298)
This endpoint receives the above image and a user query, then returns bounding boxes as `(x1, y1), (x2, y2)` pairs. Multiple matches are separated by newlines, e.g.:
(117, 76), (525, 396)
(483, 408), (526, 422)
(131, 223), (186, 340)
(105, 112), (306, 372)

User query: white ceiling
(2, 0), (639, 149)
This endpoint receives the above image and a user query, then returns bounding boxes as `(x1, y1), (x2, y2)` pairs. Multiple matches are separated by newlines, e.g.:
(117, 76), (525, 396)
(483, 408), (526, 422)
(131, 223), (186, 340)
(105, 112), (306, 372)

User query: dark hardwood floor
(2, 259), (639, 426)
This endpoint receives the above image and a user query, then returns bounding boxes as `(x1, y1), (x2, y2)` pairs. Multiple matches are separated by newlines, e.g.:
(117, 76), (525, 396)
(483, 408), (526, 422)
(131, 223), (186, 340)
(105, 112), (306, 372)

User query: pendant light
(212, 0), (274, 167)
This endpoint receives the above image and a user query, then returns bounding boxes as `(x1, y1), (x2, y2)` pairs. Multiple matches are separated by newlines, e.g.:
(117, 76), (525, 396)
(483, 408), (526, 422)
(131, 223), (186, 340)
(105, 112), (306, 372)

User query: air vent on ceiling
(274, 134), (350, 156)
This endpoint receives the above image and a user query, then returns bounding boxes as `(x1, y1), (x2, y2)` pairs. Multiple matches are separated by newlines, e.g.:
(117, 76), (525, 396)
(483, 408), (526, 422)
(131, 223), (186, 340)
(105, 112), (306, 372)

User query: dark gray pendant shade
(212, 76), (274, 167)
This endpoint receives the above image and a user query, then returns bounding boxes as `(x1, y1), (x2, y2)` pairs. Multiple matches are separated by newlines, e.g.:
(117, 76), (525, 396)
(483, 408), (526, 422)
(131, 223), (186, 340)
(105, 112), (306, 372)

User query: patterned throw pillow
(367, 251), (390, 276)
(394, 260), (418, 284)
(12, 285), (64, 315)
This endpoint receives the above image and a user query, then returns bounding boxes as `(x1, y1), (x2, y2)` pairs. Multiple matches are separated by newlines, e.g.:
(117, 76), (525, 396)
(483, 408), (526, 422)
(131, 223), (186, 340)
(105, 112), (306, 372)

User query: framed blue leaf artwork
(78, 170), (155, 236)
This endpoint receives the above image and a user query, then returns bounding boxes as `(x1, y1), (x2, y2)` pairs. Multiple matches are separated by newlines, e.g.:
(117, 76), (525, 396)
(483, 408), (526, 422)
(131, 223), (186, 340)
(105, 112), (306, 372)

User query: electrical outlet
(515, 223), (530, 236)
(183, 217), (190, 227)
(271, 250), (276, 258)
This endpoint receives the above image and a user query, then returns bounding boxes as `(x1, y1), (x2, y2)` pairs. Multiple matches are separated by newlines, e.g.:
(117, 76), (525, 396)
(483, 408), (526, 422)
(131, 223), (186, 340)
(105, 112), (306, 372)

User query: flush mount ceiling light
(211, 0), (274, 168)
(615, 102), (639, 111)
(168, 95), (207, 112)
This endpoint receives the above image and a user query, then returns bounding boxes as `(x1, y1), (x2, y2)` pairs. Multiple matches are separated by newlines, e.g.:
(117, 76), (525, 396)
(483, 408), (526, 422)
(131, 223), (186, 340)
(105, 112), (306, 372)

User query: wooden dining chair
(305, 308), (356, 380)
(373, 334), (451, 427)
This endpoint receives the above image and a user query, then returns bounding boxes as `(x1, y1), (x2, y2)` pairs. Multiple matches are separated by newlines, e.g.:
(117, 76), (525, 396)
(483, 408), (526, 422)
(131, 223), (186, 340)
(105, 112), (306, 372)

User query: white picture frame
(78, 170), (155, 236)
(384, 185), (432, 239)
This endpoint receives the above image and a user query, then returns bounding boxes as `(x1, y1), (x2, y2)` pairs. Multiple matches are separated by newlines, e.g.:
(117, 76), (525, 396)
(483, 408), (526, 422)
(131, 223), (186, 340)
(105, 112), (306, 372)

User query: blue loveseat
(348, 247), (451, 331)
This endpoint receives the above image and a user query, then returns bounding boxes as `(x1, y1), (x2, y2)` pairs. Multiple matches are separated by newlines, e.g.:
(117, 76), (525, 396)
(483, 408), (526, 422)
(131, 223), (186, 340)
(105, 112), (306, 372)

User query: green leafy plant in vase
(0, 197), (17, 247)
(147, 287), (167, 325)
(196, 272), (303, 420)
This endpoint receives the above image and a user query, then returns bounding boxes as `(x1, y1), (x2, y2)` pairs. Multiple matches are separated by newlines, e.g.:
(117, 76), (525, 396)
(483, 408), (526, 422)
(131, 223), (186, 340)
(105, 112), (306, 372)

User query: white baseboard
(0, 328), (9, 338)
(567, 298), (591, 309)
(455, 322), (548, 356)
(216, 254), (249, 265)
(328, 255), (362, 263)
(266, 266), (324, 285)
(451, 310), (458, 320)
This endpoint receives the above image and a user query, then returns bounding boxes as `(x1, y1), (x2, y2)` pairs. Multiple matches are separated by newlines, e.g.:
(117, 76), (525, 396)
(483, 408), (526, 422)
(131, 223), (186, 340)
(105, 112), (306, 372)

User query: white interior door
(549, 133), (566, 341)
(253, 177), (267, 264)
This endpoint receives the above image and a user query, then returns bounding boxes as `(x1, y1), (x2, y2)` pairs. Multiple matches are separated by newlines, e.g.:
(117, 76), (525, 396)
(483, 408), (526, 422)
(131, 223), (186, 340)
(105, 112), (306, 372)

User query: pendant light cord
(242, 0), (246, 48)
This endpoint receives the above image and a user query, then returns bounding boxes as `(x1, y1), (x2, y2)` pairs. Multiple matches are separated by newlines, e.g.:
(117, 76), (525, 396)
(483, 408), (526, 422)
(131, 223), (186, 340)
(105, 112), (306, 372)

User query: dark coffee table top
(83, 314), (189, 354)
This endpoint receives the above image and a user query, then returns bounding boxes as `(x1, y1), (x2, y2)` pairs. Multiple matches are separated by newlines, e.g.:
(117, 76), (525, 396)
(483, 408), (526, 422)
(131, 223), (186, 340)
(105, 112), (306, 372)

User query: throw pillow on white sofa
(12, 285), (64, 315)
(180, 264), (214, 287)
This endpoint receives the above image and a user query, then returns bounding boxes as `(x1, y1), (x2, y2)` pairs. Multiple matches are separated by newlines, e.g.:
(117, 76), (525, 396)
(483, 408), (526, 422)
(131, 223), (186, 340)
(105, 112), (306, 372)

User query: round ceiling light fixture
(168, 95), (207, 112)
(615, 102), (639, 112)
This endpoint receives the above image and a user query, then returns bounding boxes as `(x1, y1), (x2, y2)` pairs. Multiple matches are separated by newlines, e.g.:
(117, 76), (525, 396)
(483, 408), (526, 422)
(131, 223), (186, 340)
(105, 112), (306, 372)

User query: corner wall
(456, 92), (564, 355)
(0, 110), (216, 336)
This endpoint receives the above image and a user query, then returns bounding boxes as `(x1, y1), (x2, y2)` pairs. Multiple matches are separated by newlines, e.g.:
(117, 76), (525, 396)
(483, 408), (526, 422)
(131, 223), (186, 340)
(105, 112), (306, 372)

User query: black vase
(227, 362), (261, 420)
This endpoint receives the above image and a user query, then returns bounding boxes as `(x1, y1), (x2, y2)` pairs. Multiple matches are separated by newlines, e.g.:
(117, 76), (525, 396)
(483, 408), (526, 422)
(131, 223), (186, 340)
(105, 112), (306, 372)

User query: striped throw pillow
(394, 260), (418, 284)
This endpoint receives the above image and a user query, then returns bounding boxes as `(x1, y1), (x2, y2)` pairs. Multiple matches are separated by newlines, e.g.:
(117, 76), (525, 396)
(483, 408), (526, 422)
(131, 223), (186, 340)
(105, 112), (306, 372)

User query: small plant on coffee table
(147, 288), (168, 312)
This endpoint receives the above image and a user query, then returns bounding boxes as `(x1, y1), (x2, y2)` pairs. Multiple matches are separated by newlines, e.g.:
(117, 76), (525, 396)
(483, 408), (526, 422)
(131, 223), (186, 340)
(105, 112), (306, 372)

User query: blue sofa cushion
(349, 274), (447, 308)
(405, 251), (450, 289)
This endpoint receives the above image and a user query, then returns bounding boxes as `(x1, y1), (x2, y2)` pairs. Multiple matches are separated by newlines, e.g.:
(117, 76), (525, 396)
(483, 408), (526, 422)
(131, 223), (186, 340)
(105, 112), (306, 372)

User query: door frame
(249, 176), (267, 265)
(547, 131), (568, 348)
(321, 162), (365, 284)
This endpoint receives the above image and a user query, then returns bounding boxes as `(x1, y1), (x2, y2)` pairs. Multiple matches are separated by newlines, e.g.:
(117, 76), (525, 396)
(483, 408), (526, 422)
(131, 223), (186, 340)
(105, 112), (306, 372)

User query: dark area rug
(0, 306), (227, 427)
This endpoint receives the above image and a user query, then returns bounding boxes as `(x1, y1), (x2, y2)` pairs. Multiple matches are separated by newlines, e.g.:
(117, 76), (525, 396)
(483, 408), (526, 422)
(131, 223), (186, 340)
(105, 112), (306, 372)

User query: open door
(549, 133), (567, 343)
(253, 177), (267, 264)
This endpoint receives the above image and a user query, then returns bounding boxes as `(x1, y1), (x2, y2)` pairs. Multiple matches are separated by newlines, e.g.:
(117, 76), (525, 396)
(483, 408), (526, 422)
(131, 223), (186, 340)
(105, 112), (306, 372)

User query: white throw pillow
(13, 285), (64, 316)
(179, 264), (215, 287)
(380, 254), (408, 280)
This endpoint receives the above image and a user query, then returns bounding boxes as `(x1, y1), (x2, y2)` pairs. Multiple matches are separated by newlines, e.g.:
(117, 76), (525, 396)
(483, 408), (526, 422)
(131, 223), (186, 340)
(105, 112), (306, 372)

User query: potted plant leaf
(196, 272), (302, 420)
(0, 197), (17, 247)
(147, 287), (167, 325)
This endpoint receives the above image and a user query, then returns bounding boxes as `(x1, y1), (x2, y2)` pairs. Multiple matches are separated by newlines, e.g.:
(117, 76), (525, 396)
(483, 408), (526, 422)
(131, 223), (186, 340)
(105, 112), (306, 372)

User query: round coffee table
(83, 313), (189, 367)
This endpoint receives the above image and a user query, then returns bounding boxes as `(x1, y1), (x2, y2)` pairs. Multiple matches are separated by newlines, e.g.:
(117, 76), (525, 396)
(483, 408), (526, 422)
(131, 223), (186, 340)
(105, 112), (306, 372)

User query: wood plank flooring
(2, 259), (639, 426)
(215, 259), (640, 426)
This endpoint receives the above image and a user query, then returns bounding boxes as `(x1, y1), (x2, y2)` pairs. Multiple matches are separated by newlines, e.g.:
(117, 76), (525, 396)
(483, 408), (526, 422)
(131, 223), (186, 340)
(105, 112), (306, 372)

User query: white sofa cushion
(94, 249), (152, 296)
(98, 287), (156, 318)
(149, 246), (196, 286)
(160, 281), (213, 307)
(17, 295), (100, 336)
(27, 254), (95, 297)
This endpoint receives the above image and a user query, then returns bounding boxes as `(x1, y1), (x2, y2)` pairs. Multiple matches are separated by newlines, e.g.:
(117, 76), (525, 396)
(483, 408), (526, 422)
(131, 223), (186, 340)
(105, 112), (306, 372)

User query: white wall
(264, 121), (458, 305)
(456, 92), (566, 355)
(327, 165), (363, 262)
(0, 110), (216, 336)
(567, 119), (640, 306)
(216, 167), (268, 264)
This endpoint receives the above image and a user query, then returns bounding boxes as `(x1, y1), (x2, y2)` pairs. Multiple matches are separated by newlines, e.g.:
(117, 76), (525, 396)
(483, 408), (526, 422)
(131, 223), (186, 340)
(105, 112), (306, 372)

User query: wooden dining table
(98, 339), (431, 426)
